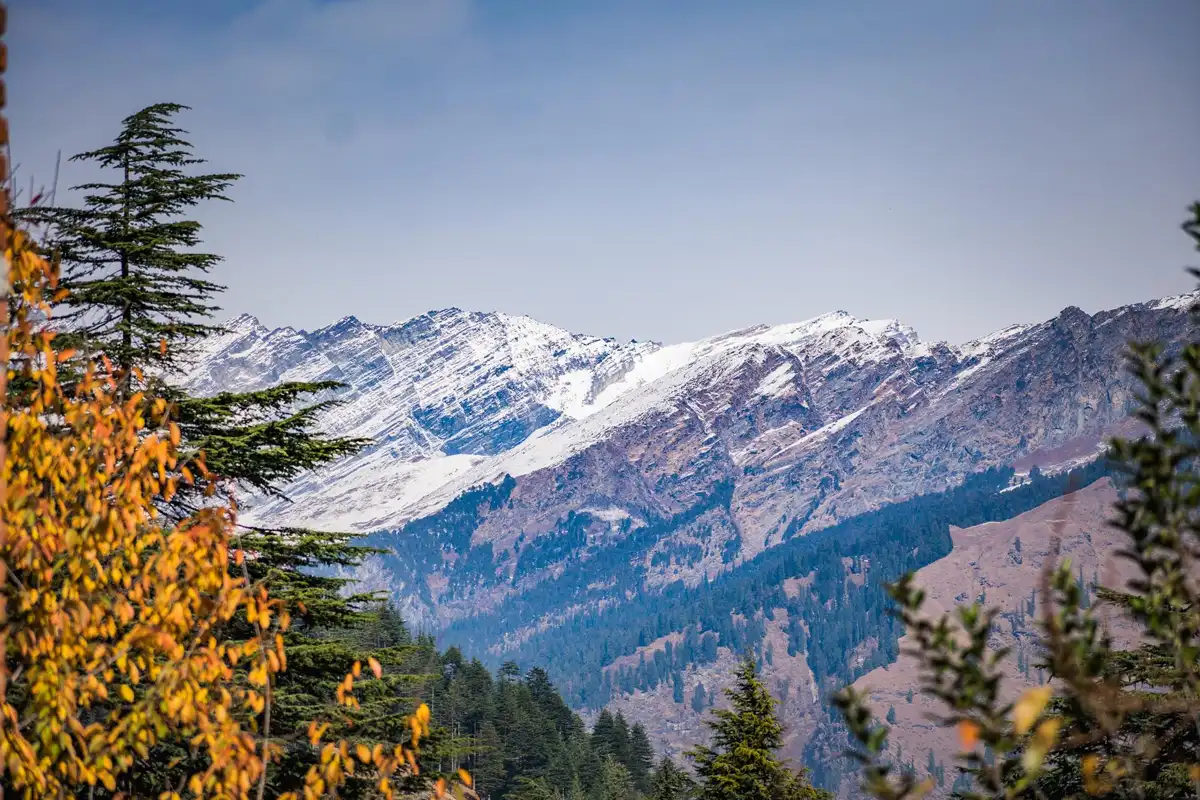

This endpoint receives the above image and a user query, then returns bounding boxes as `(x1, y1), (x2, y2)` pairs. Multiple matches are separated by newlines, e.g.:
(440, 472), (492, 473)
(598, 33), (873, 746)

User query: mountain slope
(190, 300), (1179, 602)
(183, 292), (1194, 786)
(183, 293), (1194, 626)
(187, 294), (1189, 536)
(184, 307), (656, 530)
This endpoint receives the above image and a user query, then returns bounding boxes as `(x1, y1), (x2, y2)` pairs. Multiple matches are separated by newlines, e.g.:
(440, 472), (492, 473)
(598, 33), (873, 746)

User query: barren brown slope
(850, 478), (1139, 789)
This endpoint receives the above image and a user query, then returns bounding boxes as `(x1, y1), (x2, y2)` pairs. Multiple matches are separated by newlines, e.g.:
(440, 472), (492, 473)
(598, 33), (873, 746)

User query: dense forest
(309, 606), (670, 800)
(342, 458), (1113, 796)
(408, 459), (1113, 710)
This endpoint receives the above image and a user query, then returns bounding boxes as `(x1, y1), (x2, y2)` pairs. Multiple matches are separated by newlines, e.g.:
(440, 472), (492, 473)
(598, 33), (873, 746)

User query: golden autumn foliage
(0, 225), (474, 799)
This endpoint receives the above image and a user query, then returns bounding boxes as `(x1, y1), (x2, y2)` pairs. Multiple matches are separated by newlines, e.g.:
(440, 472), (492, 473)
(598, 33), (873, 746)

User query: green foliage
(172, 381), (370, 501)
(833, 201), (1200, 799)
(593, 756), (636, 800)
(22, 103), (390, 797)
(629, 724), (656, 793)
(687, 658), (832, 800)
(651, 757), (696, 800)
(26, 102), (239, 378)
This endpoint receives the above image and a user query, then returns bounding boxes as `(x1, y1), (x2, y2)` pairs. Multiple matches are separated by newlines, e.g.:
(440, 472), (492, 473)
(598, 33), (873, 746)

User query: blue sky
(12, 0), (1200, 344)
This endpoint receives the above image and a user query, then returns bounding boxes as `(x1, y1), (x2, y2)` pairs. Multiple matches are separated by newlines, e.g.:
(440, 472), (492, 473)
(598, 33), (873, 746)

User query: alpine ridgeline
(182, 292), (1194, 783)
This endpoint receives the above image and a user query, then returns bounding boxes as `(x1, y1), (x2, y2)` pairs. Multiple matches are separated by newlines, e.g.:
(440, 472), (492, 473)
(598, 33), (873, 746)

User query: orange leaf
(369, 657), (382, 679)
(957, 720), (980, 751)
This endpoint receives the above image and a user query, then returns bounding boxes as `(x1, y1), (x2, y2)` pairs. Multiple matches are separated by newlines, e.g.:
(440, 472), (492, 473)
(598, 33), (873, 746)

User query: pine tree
(593, 709), (618, 759)
(691, 682), (707, 714)
(509, 776), (558, 800)
(25, 103), (239, 383)
(592, 756), (635, 800)
(612, 711), (633, 767)
(21, 104), (389, 797)
(651, 757), (697, 800)
(686, 658), (831, 800)
(628, 723), (655, 793)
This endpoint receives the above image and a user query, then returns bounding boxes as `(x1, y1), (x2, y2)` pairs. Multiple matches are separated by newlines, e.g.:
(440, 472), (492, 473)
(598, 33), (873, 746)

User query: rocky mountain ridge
(184, 291), (1194, 631)
(184, 292), (1194, 787)
(186, 293), (1192, 535)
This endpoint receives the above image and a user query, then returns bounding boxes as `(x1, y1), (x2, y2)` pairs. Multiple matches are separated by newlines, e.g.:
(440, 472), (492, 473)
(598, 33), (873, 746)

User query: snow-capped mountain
(185, 307), (657, 531)
(182, 306), (964, 531)
(184, 291), (1195, 627)
(184, 290), (1195, 781)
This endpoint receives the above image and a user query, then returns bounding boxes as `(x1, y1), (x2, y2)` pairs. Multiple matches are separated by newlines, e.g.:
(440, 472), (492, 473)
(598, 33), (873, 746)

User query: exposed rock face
(844, 478), (1139, 797)
(184, 293), (1191, 637)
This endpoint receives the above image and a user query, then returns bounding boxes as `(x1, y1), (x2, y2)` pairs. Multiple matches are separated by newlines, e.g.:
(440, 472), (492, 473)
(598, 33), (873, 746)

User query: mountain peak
(225, 312), (262, 329)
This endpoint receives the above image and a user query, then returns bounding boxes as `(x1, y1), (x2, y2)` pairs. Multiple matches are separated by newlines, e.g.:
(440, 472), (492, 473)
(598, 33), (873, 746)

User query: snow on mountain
(182, 292), (1198, 536)
(183, 307), (657, 528)
(183, 305), (946, 530)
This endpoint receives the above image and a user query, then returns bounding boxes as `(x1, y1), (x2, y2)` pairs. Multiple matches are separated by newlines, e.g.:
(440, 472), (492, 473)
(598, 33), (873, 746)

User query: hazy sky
(12, 0), (1200, 345)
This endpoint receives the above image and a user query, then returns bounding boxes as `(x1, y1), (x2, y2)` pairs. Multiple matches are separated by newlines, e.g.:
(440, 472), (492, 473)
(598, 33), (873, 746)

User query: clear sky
(12, 0), (1200, 345)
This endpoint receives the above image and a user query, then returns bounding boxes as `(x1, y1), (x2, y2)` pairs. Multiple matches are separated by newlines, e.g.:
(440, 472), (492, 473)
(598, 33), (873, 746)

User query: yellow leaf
(1013, 686), (1052, 736)
(1021, 717), (1062, 774)
(458, 768), (473, 787)
(119, 685), (134, 702)
(1082, 755), (1112, 796)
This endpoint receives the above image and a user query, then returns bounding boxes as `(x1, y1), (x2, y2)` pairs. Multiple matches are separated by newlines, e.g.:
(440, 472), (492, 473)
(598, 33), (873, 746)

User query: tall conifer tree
(651, 757), (697, 800)
(628, 723), (656, 793)
(29, 103), (237, 383)
(688, 658), (831, 800)
(25, 103), (390, 797)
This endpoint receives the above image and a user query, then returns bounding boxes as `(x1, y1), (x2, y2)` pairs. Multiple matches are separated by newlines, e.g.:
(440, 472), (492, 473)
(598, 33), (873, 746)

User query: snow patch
(1152, 292), (1199, 312)
(755, 363), (795, 398)
(769, 405), (871, 461)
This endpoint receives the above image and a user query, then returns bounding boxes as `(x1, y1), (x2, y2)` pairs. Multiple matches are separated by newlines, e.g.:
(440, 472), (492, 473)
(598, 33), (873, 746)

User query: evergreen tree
(686, 658), (831, 800)
(592, 709), (618, 759)
(20, 104), (390, 797)
(691, 682), (707, 714)
(628, 723), (656, 793)
(612, 711), (633, 767)
(25, 102), (238, 382)
(473, 720), (506, 797)
(509, 776), (558, 800)
(592, 756), (635, 800)
(651, 757), (697, 800)
(886, 706), (896, 725)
